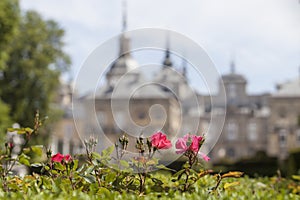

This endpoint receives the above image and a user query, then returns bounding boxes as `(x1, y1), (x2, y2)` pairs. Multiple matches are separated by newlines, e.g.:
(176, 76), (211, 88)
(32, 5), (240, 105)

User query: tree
(0, 10), (70, 131)
(0, 0), (19, 135)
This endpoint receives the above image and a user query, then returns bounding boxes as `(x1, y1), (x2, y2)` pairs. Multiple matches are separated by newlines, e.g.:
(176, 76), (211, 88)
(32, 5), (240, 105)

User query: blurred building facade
(267, 78), (300, 160)
(78, 30), (202, 152)
(50, 3), (300, 163)
(50, 80), (83, 155)
(201, 63), (270, 162)
(51, 40), (300, 163)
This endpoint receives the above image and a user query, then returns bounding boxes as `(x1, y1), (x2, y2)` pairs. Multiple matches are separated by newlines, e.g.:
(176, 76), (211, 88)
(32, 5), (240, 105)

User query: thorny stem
(183, 169), (190, 191)
(85, 147), (101, 187)
(212, 174), (222, 191)
(182, 151), (199, 192)
(66, 164), (75, 190)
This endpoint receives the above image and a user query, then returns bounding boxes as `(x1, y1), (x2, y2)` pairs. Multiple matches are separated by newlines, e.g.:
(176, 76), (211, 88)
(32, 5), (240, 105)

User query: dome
(109, 55), (139, 74)
(126, 57), (139, 71)
(221, 74), (247, 84)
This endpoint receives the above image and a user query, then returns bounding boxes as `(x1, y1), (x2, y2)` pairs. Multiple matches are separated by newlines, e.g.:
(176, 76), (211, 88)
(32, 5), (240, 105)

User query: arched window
(227, 121), (238, 140)
(228, 84), (236, 98)
(247, 122), (257, 141)
(279, 129), (287, 147)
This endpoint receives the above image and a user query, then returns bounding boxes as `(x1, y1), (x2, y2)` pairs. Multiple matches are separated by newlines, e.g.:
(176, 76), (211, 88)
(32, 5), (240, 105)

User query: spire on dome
(119, 0), (130, 57)
(182, 58), (187, 78)
(122, 0), (127, 32)
(230, 60), (236, 74)
(163, 32), (173, 67)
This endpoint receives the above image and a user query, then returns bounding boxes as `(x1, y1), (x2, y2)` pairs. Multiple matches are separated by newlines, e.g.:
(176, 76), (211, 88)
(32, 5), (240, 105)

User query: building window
(279, 108), (286, 118)
(227, 121), (238, 140)
(227, 148), (235, 158)
(228, 84), (236, 98)
(57, 139), (63, 153)
(248, 147), (255, 157)
(69, 140), (74, 155)
(64, 124), (74, 138)
(247, 122), (257, 141)
(279, 129), (287, 147)
(296, 130), (300, 146)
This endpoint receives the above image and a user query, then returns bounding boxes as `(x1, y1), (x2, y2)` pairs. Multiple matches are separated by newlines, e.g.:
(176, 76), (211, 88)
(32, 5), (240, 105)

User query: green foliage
(0, 0), (19, 137)
(0, 174), (299, 199)
(0, 0), (19, 70)
(287, 148), (300, 177)
(0, 101), (12, 141)
(0, 10), (70, 130)
(0, 120), (299, 199)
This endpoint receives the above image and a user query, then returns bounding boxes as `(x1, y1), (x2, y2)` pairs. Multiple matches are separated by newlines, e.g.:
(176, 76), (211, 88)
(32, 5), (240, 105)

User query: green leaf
(18, 153), (30, 166)
(101, 146), (114, 157)
(77, 163), (86, 173)
(119, 160), (129, 168)
(182, 162), (190, 169)
(31, 145), (43, 156)
(82, 175), (96, 183)
(156, 164), (176, 172)
(23, 147), (31, 154)
(72, 159), (79, 171)
(97, 187), (110, 196)
(91, 152), (101, 160)
(173, 169), (185, 178)
(147, 159), (158, 166)
(30, 163), (43, 168)
(54, 162), (65, 171)
(105, 173), (116, 183)
(151, 177), (163, 185)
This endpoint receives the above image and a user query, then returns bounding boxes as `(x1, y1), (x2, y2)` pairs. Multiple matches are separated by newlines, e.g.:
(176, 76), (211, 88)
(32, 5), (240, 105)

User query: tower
(162, 32), (173, 68)
(105, 0), (139, 86)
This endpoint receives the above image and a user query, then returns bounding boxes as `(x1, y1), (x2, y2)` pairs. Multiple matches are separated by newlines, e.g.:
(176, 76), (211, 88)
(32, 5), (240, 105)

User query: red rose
(8, 142), (14, 149)
(150, 132), (172, 150)
(51, 153), (64, 163)
(64, 154), (72, 163)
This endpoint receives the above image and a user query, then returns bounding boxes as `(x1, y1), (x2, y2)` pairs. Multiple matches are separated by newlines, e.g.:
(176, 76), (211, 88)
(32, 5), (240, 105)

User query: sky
(20, 0), (300, 95)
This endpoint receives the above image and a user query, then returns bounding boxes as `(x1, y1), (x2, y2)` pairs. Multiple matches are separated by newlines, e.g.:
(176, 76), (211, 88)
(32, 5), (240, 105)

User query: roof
(273, 78), (300, 97)
(85, 73), (171, 99)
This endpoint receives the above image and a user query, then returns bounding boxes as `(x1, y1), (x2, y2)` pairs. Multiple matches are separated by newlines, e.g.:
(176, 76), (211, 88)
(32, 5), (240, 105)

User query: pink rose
(176, 134), (204, 154)
(190, 135), (203, 153)
(51, 153), (64, 163)
(175, 136), (188, 154)
(199, 152), (210, 162)
(150, 132), (172, 149)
